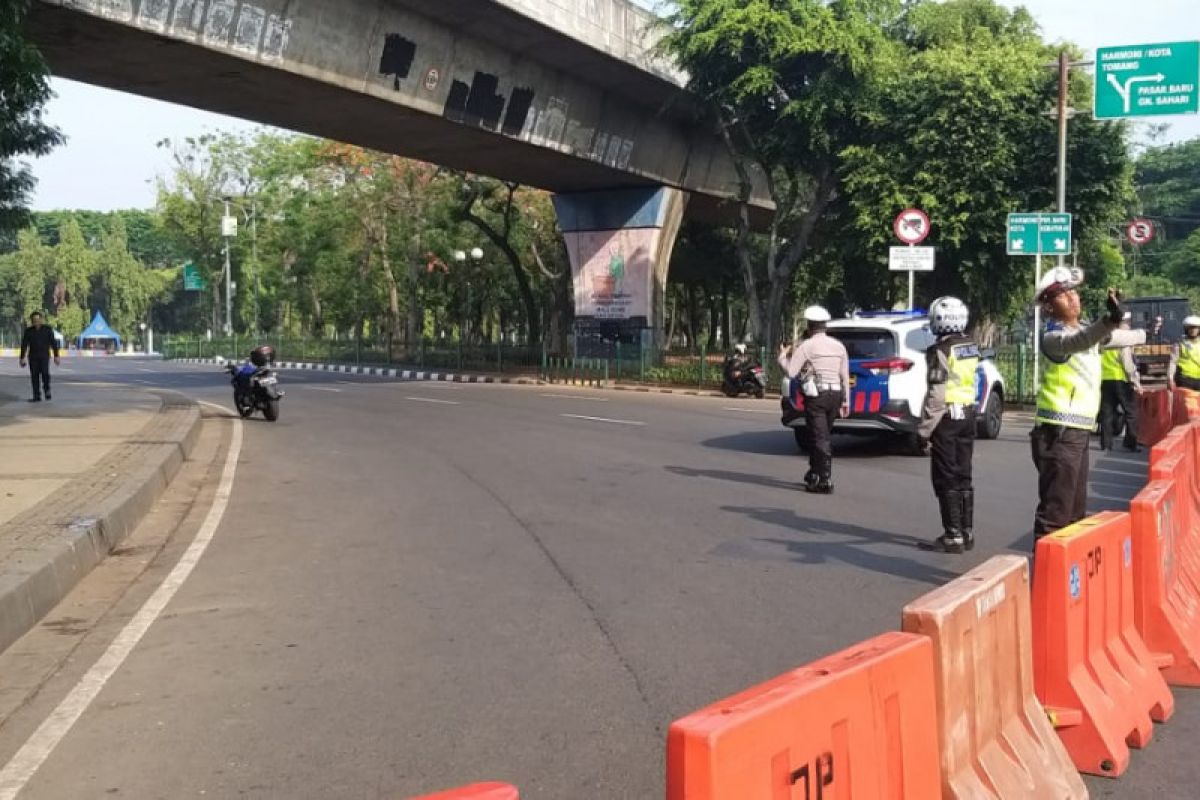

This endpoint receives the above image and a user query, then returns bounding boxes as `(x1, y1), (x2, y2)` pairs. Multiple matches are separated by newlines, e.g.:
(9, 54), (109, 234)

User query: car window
(828, 329), (896, 359)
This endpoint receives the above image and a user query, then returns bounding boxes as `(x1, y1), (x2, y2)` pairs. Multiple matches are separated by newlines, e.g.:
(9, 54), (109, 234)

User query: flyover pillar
(552, 187), (687, 355)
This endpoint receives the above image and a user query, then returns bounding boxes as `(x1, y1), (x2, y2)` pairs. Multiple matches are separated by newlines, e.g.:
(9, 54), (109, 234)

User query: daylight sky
(28, 0), (1200, 212)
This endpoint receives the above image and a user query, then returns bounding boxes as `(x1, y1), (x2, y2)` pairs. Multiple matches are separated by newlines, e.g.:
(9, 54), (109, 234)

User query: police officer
(1098, 312), (1142, 452)
(1169, 316), (1200, 391)
(1031, 268), (1145, 538)
(917, 297), (978, 553)
(779, 306), (850, 494)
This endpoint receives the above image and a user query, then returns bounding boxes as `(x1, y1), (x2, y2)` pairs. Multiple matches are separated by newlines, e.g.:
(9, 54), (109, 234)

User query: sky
(28, 0), (1200, 212)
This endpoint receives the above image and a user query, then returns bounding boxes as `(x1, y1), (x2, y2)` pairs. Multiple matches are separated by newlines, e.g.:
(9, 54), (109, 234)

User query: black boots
(930, 490), (974, 553)
(803, 470), (833, 494)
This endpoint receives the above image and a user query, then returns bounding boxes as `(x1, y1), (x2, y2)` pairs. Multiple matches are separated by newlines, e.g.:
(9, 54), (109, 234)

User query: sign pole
(1033, 253), (1041, 393)
(1056, 50), (1070, 269)
(908, 269), (915, 311)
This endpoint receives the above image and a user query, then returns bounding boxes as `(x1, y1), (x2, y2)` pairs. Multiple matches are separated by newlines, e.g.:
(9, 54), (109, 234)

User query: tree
(663, 0), (901, 348)
(46, 218), (94, 337)
(0, 1), (64, 234)
(0, 227), (51, 337)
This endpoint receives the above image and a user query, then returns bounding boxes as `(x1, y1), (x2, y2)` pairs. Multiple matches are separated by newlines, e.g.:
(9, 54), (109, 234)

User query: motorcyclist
(917, 296), (978, 554)
(723, 344), (752, 379)
(1169, 316), (1200, 392)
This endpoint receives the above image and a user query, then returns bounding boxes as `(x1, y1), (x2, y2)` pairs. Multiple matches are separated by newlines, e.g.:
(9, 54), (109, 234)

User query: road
(0, 357), (1192, 798)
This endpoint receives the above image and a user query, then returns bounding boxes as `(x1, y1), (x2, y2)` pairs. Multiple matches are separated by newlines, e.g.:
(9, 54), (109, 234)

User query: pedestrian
(1168, 315), (1200, 391)
(1099, 312), (1142, 452)
(1030, 268), (1145, 539)
(778, 305), (850, 494)
(18, 311), (61, 403)
(916, 296), (978, 553)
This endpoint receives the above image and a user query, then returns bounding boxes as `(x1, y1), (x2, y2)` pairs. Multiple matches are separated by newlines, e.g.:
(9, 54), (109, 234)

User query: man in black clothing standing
(19, 312), (60, 402)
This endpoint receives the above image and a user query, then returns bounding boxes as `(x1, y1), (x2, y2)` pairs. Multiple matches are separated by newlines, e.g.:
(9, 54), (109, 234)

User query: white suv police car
(780, 311), (1005, 451)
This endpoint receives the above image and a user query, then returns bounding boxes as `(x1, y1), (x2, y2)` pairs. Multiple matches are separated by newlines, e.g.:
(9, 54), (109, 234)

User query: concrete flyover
(27, 0), (770, 225)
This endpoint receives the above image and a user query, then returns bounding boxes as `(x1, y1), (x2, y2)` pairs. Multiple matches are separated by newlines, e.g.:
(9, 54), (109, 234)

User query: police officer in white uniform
(779, 306), (850, 494)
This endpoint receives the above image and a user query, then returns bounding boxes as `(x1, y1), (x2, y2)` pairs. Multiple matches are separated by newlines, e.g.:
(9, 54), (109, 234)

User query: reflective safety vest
(1101, 348), (1126, 382)
(1180, 340), (1200, 379)
(1037, 345), (1101, 430)
(946, 342), (980, 406)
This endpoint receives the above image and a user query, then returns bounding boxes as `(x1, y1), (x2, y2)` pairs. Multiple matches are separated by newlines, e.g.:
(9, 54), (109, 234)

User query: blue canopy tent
(77, 311), (122, 350)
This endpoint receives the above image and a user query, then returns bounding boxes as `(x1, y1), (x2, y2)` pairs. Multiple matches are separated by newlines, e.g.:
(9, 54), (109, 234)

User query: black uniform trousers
(28, 357), (51, 399)
(804, 390), (843, 480)
(930, 409), (975, 496)
(1099, 380), (1137, 450)
(1176, 372), (1200, 392)
(1030, 424), (1090, 537)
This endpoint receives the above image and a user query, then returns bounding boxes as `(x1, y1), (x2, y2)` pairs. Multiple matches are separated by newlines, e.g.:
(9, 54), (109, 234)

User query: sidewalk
(0, 376), (201, 655)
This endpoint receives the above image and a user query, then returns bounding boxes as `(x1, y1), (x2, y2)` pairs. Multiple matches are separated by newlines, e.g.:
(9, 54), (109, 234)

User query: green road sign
(1095, 41), (1199, 119)
(1006, 213), (1072, 256)
(183, 263), (206, 291)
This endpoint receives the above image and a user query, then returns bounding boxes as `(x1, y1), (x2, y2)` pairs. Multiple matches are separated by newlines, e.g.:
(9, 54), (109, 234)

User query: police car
(780, 310), (1006, 451)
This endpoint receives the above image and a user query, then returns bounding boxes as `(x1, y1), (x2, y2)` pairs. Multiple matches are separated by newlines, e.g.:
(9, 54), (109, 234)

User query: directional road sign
(888, 246), (935, 272)
(1095, 41), (1199, 119)
(893, 208), (930, 245)
(183, 262), (206, 291)
(1006, 213), (1072, 256)
(1127, 218), (1155, 245)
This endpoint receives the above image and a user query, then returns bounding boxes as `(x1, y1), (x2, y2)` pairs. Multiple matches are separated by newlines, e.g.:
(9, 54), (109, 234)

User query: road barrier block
(1033, 512), (1174, 776)
(1131, 479), (1200, 686)
(407, 783), (519, 800)
(666, 631), (940, 800)
(902, 555), (1086, 799)
(1149, 427), (1200, 586)
(1172, 388), (1200, 426)
(1140, 388), (1174, 447)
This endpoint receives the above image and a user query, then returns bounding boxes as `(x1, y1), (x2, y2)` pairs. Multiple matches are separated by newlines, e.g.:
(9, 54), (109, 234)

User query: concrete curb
(0, 390), (202, 656)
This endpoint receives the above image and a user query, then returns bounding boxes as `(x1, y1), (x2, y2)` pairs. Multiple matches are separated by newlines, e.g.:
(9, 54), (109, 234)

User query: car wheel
(793, 428), (810, 453)
(977, 391), (1003, 440)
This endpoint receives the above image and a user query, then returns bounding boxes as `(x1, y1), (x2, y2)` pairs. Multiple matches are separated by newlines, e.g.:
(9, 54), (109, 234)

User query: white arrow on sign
(1011, 238), (1025, 251)
(1108, 72), (1166, 114)
(1054, 238), (1068, 251)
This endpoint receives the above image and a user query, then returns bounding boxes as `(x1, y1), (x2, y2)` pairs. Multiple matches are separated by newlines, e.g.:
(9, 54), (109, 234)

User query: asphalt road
(0, 356), (1192, 798)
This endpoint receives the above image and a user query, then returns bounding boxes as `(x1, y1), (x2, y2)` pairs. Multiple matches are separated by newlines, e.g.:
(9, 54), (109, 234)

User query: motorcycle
(225, 361), (283, 421)
(721, 359), (766, 398)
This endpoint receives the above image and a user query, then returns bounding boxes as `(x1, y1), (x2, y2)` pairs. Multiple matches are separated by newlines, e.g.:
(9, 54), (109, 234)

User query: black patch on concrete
(502, 87), (535, 136)
(379, 34), (417, 90)
(443, 80), (470, 123)
(463, 71), (506, 129)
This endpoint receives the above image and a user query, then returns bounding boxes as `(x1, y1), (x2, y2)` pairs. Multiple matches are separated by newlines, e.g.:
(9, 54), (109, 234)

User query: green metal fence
(991, 345), (1035, 405)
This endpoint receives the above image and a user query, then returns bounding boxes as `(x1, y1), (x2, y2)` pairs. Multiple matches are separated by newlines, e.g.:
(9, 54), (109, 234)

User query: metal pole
(1056, 49), (1069, 269)
(907, 270), (915, 311)
(223, 198), (233, 335)
(1034, 252), (1042, 393)
(251, 199), (260, 334)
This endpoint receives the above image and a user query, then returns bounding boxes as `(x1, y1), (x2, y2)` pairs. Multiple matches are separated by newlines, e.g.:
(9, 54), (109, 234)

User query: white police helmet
(1035, 266), (1085, 303)
(1184, 316), (1200, 329)
(929, 296), (969, 335)
(803, 305), (832, 323)
(734, 343), (747, 355)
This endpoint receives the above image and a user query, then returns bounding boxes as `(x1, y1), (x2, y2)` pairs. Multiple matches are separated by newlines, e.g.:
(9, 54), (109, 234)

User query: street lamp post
(221, 198), (236, 336)
(453, 247), (484, 343)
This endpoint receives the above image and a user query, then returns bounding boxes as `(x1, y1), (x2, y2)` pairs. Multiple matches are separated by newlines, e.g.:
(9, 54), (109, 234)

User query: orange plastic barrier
(902, 555), (1085, 798)
(666, 631), (940, 799)
(1130, 479), (1200, 686)
(1139, 388), (1173, 447)
(407, 784), (518, 800)
(1032, 511), (1175, 776)
(1172, 387), (1200, 425)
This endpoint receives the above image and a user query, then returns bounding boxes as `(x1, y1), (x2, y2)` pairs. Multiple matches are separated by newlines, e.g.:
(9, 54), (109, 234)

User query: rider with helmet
(1169, 316), (1200, 392)
(778, 306), (850, 494)
(917, 297), (979, 553)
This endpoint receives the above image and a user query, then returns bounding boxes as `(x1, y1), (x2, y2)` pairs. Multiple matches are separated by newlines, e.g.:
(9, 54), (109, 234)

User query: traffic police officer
(917, 296), (978, 553)
(1169, 315), (1200, 391)
(779, 306), (850, 494)
(1032, 268), (1145, 538)
(1098, 312), (1142, 451)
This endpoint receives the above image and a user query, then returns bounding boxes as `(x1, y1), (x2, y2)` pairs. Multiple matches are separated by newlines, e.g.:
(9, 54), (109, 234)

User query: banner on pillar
(563, 228), (660, 320)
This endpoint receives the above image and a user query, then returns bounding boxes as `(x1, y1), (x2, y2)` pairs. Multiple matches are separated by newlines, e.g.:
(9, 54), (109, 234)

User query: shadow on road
(700, 429), (916, 459)
(666, 464), (800, 491)
(710, 505), (962, 586)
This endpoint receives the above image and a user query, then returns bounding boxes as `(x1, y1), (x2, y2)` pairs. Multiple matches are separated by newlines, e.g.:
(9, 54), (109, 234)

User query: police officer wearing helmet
(779, 305), (850, 494)
(1169, 316), (1200, 391)
(1032, 268), (1145, 538)
(1098, 312), (1142, 452)
(917, 297), (979, 553)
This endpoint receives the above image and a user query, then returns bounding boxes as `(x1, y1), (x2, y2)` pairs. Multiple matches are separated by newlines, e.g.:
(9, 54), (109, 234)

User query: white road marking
(136, 368), (154, 373)
(561, 414), (645, 426)
(307, 386), (342, 393)
(723, 407), (776, 414)
(0, 402), (243, 800)
(541, 393), (608, 402)
(405, 397), (461, 405)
